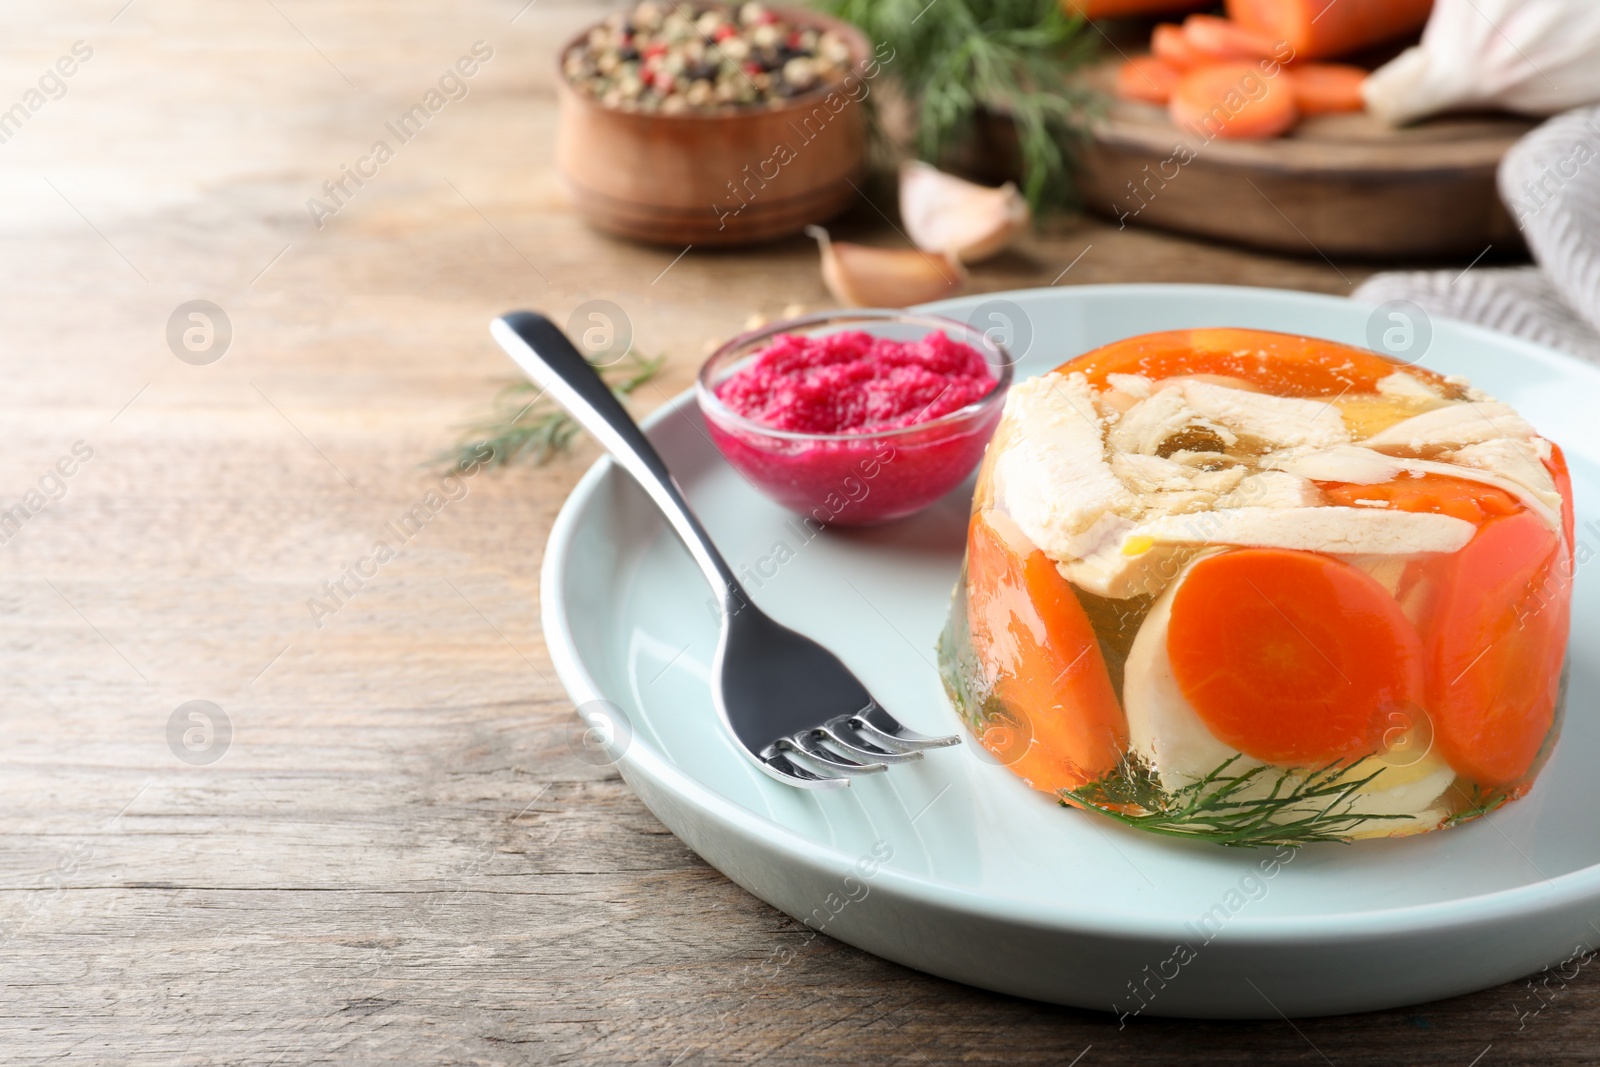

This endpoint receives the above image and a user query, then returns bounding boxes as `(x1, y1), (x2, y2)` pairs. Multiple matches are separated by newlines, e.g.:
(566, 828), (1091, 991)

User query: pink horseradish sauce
(703, 329), (1005, 526)
(714, 330), (996, 434)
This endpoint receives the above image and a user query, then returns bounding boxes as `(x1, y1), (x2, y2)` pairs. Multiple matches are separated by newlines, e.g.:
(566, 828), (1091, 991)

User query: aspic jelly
(938, 329), (1573, 845)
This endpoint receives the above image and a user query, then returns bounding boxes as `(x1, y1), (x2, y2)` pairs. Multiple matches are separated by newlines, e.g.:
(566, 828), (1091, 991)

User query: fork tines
(761, 709), (960, 788)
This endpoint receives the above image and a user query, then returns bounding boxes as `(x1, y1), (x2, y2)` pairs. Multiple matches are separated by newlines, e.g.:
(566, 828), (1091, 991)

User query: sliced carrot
(1287, 63), (1368, 114)
(1544, 442), (1575, 559)
(1057, 328), (1442, 397)
(1170, 63), (1299, 140)
(1117, 56), (1183, 104)
(965, 512), (1128, 794)
(1227, 0), (1433, 61)
(1426, 511), (1567, 786)
(1167, 549), (1425, 766)
(1151, 23), (1208, 71)
(1321, 474), (1522, 526)
(1183, 14), (1279, 60)
(1065, 0), (1211, 17)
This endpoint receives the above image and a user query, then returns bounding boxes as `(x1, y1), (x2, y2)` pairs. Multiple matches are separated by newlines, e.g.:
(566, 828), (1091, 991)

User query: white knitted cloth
(1353, 105), (1600, 363)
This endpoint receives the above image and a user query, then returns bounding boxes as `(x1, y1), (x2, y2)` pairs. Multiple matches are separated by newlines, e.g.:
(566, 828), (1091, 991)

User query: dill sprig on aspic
(1063, 755), (1408, 848)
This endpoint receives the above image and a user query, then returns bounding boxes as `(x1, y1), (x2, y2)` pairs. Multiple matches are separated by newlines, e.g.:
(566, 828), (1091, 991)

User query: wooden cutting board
(1074, 67), (1537, 261)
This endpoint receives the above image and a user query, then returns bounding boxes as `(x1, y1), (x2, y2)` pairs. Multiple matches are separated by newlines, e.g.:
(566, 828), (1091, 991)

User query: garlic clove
(1364, 0), (1600, 126)
(806, 225), (965, 308)
(898, 161), (1031, 264)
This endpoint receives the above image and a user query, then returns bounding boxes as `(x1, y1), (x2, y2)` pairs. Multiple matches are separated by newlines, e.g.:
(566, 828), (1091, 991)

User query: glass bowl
(695, 310), (1014, 526)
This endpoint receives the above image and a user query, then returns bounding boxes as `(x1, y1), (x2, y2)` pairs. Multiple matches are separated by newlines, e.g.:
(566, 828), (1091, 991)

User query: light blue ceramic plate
(540, 285), (1600, 1018)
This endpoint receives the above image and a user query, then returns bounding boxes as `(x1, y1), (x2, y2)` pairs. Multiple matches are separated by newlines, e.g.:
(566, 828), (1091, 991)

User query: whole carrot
(1226, 0), (1433, 60)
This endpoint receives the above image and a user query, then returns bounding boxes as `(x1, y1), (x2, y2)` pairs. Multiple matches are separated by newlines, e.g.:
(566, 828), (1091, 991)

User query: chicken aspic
(938, 329), (1574, 845)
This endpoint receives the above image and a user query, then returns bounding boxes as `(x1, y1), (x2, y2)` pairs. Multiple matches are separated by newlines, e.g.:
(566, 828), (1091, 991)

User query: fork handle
(491, 312), (743, 606)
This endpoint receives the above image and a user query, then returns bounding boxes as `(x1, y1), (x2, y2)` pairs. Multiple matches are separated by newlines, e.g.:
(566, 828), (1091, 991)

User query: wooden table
(4, 1), (1585, 1063)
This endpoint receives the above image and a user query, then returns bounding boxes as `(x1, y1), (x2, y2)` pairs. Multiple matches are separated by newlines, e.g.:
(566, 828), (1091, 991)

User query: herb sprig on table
(819, 0), (1098, 211)
(438, 350), (664, 470)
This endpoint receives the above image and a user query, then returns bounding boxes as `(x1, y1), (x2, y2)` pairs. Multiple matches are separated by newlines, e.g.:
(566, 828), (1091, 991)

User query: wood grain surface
(2, 1), (1589, 1064)
(1076, 88), (1531, 260)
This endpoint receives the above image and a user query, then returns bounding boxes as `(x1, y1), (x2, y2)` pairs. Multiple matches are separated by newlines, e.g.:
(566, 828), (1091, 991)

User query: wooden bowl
(554, 9), (871, 247)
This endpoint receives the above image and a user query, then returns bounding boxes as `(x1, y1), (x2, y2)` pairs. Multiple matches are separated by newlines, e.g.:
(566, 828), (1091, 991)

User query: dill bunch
(438, 350), (664, 470)
(819, 0), (1099, 211)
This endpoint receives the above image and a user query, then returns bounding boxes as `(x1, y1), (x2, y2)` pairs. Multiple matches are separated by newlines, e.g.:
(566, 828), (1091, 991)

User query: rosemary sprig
(818, 0), (1099, 212)
(1063, 755), (1407, 848)
(438, 349), (664, 471)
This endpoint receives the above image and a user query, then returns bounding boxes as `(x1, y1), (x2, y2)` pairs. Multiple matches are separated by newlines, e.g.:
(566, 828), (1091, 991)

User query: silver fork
(492, 311), (961, 789)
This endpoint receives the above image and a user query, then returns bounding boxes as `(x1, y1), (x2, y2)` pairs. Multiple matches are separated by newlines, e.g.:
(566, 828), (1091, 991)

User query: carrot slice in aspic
(1321, 474), (1521, 526)
(965, 512), (1128, 794)
(1167, 549), (1426, 766)
(1545, 441), (1576, 558)
(1426, 510), (1569, 787)
(1056, 327), (1449, 398)
(1321, 462), (1572, 787)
